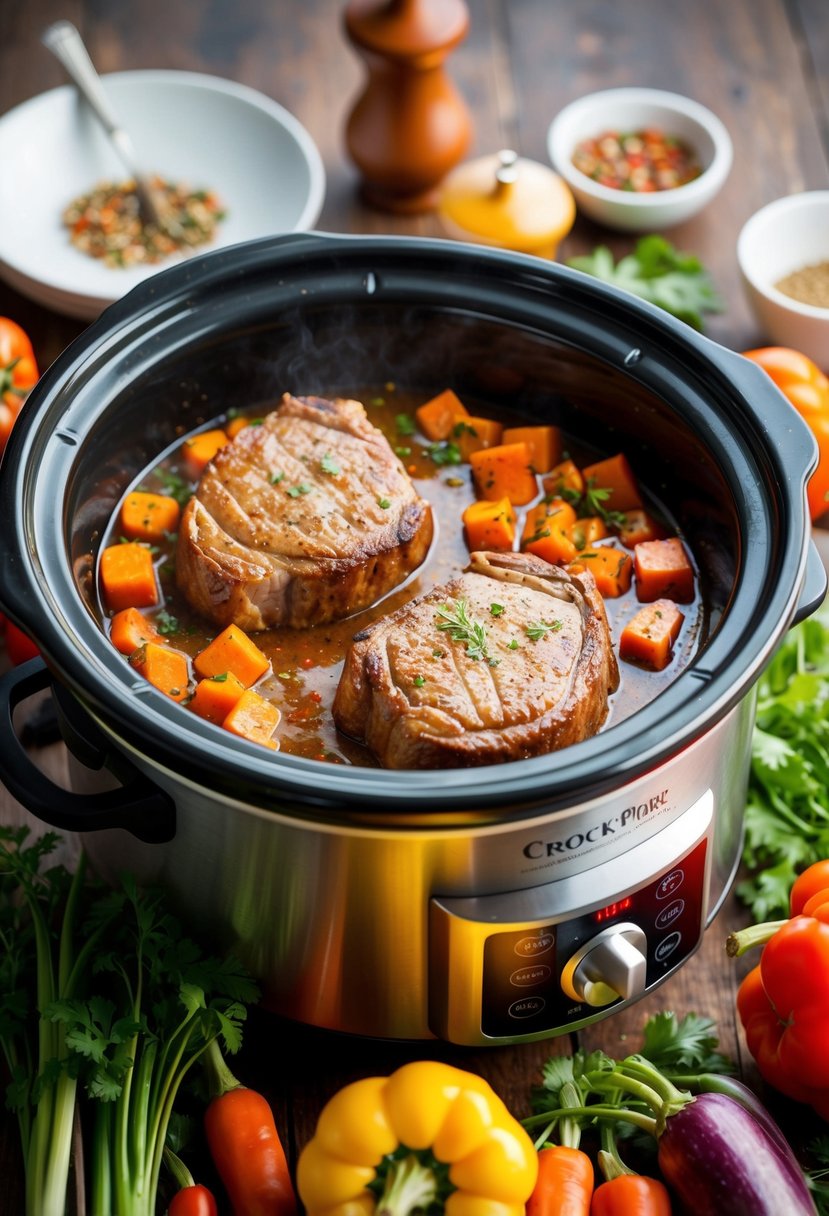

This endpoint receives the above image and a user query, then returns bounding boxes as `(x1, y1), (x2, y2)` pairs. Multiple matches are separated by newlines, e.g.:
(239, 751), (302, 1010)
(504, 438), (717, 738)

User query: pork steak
(176, 394), (433, 630)
(332, 551), (620, 769)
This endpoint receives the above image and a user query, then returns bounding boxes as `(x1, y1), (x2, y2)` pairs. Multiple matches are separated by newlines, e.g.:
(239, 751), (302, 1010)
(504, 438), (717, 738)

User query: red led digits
(593, 896), (633, 923)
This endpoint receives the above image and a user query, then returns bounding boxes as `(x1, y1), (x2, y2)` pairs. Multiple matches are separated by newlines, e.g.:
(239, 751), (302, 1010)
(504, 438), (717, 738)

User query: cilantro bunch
(567, 235), (723, 331)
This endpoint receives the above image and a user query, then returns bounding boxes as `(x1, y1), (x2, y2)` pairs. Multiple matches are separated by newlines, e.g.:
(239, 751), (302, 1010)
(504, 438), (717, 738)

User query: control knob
(561, 922), (648, 1008)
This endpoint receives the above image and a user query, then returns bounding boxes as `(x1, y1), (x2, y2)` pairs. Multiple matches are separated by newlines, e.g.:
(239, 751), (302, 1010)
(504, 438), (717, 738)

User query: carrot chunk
(415, 389), (469, 441)
(542, 459), (584, 499)
(616, 508), (665, 548)
(568, 515), (608, 551)
(129, 642), (190, 702)
(462, 496), (515, 551)
(581, 453), (642, 512)
(620, 599), (685, 670)
(109, 606), (160, 655)
(502, 425), (561, 473)
(522, 499), (578, 565)
(100, 543), (158, 612)
(188, 672), (247, 724)
(470, 441), (537, 505)
(181, 428), (229, 476)
(634, 537), (695, 603)
(452, 416), (504, 461)
(222, 688), (281, 748)
(194, 624), (270, 687)
(119, 491), (181, 543)
(569, 545), (633, 597)
(225, 416), (251, 439)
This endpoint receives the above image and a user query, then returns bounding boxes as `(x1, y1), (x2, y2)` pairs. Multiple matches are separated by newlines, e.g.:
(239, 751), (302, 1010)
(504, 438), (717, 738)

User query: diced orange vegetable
(119, 491), (181, 543)
(616, 508), (665, 548)
(542, 459), (584, 499)
(581, 453), (642, 512)
(453, 416), (504, 461)
(462, 496), (516, 551)
(100, 543), (159, 612)
(181, 428), (229, 476)
(194, 624), (270, 687)
(470, 441), (537, 505)
(415, 389), (470, 441)
(620, 599), (685, 670)
(522, 499), (578, 565)
(222, 688), (281, 748)
(569, 545), (633, 597)
(188, 672), (247, 724)
(502, 425), (561, 473)
(568, 515), (608, 551)
(109, 607), (160, 656)
(225, 416), (250, 439)
(129, 642), (190, 702)
(634, 537), (695, 603)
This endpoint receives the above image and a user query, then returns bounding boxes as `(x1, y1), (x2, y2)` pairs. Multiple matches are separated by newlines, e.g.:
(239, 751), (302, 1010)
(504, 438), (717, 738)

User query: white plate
(0, 70), (326, 320)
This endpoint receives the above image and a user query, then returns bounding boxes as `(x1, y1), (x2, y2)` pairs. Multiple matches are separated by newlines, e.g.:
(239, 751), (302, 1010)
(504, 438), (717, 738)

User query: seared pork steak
(176, 394), (433, 630)
(333, 551), (619, 769)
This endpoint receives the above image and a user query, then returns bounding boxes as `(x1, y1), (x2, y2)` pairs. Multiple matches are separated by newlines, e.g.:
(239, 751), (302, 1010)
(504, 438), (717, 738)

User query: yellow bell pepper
(296, 1060), (538, 1216)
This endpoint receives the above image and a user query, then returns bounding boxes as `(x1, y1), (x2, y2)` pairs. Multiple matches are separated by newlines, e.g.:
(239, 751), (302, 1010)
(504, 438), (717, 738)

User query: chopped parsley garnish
(153, 469), (192, 509)
(526, 620), (564, 641)
(507, 639), (520, 650)
(489, 603), (505, 617)
(394, 446), (412, 458)
(286, 483), (313, 498)
(320, 452), (341, 475)
(395, 413), (416, 436)
(377, 496), (392, 509)
(453, 420), (479, 438)
(413, 675), (425, 687)
(154, 609), (179, 636)
(269, 471), (285, 484)
(435, 598), (499, 666)
(425, 441), (462, 467)
(210, 672), (229, 683)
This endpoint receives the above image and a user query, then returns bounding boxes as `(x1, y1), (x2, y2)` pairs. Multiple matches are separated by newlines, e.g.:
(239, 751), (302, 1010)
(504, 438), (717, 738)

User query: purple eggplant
(669, 1072), (797, 1164)
(657, 1091), (817, 1215)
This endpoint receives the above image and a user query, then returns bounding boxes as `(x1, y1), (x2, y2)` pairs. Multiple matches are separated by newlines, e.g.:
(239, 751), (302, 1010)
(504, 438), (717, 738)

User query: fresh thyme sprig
(435, 598), (499, 666)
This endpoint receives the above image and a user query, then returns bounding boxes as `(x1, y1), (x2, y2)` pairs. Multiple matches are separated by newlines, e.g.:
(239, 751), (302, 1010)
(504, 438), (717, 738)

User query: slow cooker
(0, 233), (823, 1044)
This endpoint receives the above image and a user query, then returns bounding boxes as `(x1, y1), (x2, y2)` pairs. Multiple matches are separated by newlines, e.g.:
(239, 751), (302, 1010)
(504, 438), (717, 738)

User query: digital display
(593, 896), (633, 923)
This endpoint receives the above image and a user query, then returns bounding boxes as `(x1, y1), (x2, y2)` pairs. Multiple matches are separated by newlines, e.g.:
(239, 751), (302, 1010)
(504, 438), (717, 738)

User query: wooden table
(2, 0), (827, 1208)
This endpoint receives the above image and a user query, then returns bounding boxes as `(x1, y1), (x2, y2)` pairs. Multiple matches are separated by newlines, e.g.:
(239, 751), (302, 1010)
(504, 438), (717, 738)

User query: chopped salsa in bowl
(571, 128), (701, 193)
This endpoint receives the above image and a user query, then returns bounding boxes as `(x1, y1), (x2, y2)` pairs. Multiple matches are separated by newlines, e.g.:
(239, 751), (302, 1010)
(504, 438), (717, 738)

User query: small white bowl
(737, 192), (829, 369)
(547, 87), (733, 232)
(0, 70), (326, 320)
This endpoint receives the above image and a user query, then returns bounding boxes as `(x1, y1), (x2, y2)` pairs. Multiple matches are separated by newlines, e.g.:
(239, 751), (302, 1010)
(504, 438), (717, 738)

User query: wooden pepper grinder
(343, 0), (473, 213)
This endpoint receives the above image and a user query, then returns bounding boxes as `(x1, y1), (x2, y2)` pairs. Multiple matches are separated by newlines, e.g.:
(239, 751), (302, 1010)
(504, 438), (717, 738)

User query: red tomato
(742, 346), (829, 521)
(4, 621), (41, 665)
(0, 317), (39, 456)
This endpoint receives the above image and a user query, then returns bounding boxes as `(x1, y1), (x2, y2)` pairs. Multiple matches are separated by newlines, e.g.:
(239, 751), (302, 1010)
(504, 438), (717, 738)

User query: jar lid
(439, 149), (576, 257)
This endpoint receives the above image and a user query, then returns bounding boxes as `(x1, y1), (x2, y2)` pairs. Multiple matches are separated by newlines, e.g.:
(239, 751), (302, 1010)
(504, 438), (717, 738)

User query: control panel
(429, 789), (712, 1044)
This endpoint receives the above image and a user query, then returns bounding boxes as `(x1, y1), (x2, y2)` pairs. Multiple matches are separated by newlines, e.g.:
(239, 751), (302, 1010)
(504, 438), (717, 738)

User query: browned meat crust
(175, 394), (433, 630)
(332, 550), (620, 769)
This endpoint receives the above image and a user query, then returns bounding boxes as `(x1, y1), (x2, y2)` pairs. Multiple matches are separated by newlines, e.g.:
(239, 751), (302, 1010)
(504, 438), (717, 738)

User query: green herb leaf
(639, 1011), (735, 1073)
(395, 413), (416, 436)
(320, 452), (341, 475)
(435, 598), (499, 666)
(377, 496), (391, 509)
(155, 609), (179, 636)
(425, 440), (463, 467)
(526, 620), (563, 641)
(490, 603), (505, 617)
(269, 471), (284, 485)
(286, 482), (312, 498)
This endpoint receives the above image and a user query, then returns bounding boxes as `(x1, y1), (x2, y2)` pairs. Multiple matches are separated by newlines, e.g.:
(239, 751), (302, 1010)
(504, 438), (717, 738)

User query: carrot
(615, 508), (664, 548)
(462, 496), (516, 551)
(453, 416), (504, 461)
(590, 1174), (672, 1216)
(129, 642), (190, 702)
(470, 441), (538, 505)
(119, 490), (181, 542)
(188, 672), (247, 724)
(109, 606), (160, 655)
(222, 689), (281, 748)
(570, 545), (633, 597)
(619, 599), (684, 670)
(543, 458), (584, 499)
(194, 624), (270, 687)
(634, 537), (694, 603)
(204, 1040), (297, 1216)
(100, 542), (159, 612)
(415, 388), (470, 441)
(502, 425), (562, 473)
(569, 516), (608, 552)
(522, 498), (578, 565)
(527, 1144), (594, 1216)
(181, 428), (229, 476)
(225, 415), (251, 439)
(581, 453), (642, 512)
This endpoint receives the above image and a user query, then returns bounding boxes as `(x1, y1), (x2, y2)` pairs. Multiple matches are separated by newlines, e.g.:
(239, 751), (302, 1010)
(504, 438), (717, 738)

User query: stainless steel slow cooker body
(0, 233), (822, 1043)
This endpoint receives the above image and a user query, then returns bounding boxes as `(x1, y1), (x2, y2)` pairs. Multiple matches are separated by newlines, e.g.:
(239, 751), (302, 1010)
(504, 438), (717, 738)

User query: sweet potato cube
(129, 642), (190, 702)
(620, 599), (685, 670)
(453, 416), (504, 462)
(470, 441), (537, 505)
(581, 453), (642, 512)
(194, 624), (270, 687)
(119, 491), (181, 543)
(415, 389), (469, 441)
(462, 496), (516, 551)
(222, 688), (281, 748)
(100, 543), (158, 612)
(522, 499), (579, 565)
(542, 459), (584, 499)
(188, 672), (247, 724)
(568, 516), (608, 552)
(634, 537), (695, 603)
(181, 428), (229, 476)
(502, 425), (562, 474)
(110, 607), (160, 656)
(616, 509), (665, 549)
(570, 545), (633, 598)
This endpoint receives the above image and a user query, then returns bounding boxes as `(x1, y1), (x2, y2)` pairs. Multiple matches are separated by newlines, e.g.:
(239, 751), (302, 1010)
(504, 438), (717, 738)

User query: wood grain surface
(1, 0), (828, 1210)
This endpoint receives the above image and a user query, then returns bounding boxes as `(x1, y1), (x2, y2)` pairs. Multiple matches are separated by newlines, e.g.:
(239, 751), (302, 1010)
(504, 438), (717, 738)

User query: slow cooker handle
(793, 539), (828, 626)
(0, 659), (176, 843)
